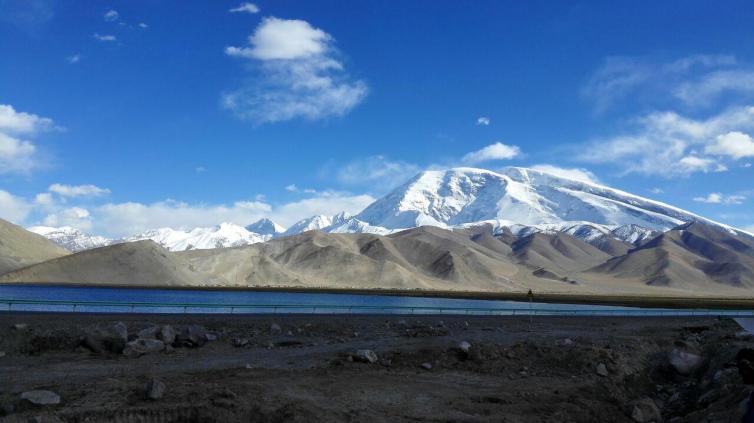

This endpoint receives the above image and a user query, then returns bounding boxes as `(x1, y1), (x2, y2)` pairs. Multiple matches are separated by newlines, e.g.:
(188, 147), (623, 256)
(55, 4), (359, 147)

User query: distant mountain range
(27, 166), (750, 253)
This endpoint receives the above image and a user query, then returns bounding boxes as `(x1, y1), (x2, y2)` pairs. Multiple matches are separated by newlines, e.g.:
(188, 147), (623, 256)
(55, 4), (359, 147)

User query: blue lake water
(0, 284), (751, 316)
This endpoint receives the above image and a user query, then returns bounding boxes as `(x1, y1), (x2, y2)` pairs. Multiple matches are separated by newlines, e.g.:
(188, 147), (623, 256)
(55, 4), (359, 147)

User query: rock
(123, 339), (165, 357)
(556, 338), (574, 347)
(137, 326), (159, 339)
(669, 348), (703, 375)
(270, 323), (282, 334)
(160, 325), (177, 345)
(145, 378), (165, 400)
(353, 349), (378, 364)
(629, 398), (661, 423)
(205, 333), (217, 342)
(20, 390), (60, 406)
(737, 348), (754, 384)
(458, 341), (472, 354)
(12, 323), (28, 330)
(245, 363), (253, 369)
(232, 337), (249, 347)
(421, 362), (433, 370)
(83, 322), (129, 354)
(0, 351), (5, 358)
(176, 325), (207, 347)
(596, 363), (609, 377)
(397, 320), (407, 327)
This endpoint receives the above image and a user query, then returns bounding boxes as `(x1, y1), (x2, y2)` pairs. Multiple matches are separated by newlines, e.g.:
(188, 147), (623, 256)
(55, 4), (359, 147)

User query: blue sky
(1, 0), (754, 237)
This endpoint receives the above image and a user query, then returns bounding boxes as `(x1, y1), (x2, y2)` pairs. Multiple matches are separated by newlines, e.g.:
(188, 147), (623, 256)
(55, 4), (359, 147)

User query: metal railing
(2, 298), (754, 316)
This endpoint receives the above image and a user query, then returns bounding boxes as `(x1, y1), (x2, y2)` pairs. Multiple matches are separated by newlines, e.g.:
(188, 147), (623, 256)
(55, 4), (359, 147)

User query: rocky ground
(0, 313), (753, 422)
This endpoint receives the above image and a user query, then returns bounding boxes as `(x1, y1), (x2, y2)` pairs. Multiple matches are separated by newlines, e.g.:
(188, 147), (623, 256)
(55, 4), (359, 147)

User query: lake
(0, 284), (752, 316)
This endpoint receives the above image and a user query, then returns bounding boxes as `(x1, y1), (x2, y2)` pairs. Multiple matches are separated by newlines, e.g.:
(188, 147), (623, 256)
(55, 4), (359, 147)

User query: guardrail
(3, 298), (754, 316)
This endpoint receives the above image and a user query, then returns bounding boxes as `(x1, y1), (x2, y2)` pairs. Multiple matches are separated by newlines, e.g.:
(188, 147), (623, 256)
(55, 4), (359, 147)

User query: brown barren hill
(589, 221), (754, 290)
(0, 218), (70, 275)
(0, 240), (221, 286)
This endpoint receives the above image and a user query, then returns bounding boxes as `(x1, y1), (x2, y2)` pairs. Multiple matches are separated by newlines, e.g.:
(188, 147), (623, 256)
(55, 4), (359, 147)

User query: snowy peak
(123, 222), (270, 251)
(355, 166), (733, 235)
(27, 226), (112, 252)
(245, 218), (286, 237)
(282, 212), (352, 236)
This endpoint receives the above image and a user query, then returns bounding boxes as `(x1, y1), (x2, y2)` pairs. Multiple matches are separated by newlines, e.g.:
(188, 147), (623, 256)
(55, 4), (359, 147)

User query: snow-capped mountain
(282, 212), (352, 236)
(29, 167), (751, 253)
(27, 226), (112, 252)
(355, 167), (740, 236)
(122, 222), (271, 251)
(245, 218), (286, 237)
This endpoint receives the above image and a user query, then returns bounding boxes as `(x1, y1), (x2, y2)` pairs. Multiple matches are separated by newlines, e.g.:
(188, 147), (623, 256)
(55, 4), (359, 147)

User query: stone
(137, 326), (160, 339)
(629, 398), (661, 423)
(159, 325), (177, 345)
(176, 325), (207, 347)
(270, 323), (282, 334)
(556, 338), (575, 347)
(737, 348), (754, 384)
(232, 337), (249, 347)
(20, 390), (60, 406)
(0, 351), (5, 358)
(421, 362), (433, 370)
(669, 348), (703, 375)
(145, 378), (165, 400)
(205, 333), (217, 342)
(458, 341), (472, 354)
(123, 339), (165, 357)
(354, 349), (378, 364)
(12, 323), (28, 330)
(596, 363), (609, 377)
(83, 322), (129, 354)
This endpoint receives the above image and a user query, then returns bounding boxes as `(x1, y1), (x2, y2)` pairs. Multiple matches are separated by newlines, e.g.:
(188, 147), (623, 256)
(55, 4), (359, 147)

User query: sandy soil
(0, 313), (752, 422)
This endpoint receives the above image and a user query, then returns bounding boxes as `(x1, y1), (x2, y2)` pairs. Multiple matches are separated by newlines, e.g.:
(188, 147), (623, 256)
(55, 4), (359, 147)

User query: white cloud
(582, 54), (739, 112)
(476, 117), (490, 126)
(34, 192), (54, 207)
(272, 192), (375, 227)
(0, 190), (32, 224)
(0, 104), (55, 175)
(462, 142), (521, 164)
(223, 17), (367, 124)
(195, 166), (206, 173)
(48, 183), (110, 198)
(530, 164), (600, 184)
(675, 69), (754, 105)
(0, 132), (37, 174)
(0, 104), (55, 134)
(66, 54), (81, 64)
(336, 155), (421, 189)
(650, 187), (664, 194)
(43, 207), (93, 231)
(138, 22), (148, 29)
(93, 191), (375, 237)
(704, 131), (754, 159)
(93, 33), (116, 42)
(229, 3), (259, 14)
(579, 106), (754, 176)
(693, 192), (746, 205)
(285, 184), (298, 192)
(104, 10), (119, 22)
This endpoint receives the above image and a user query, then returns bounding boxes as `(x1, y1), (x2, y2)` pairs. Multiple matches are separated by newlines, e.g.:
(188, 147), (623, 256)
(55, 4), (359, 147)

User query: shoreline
(2, 282), (754, 309)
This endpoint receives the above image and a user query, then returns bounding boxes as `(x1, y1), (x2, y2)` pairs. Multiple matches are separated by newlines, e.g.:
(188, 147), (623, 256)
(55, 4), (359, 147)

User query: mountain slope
(356, 167), (740, 236)
(0, 218), (70, 275)
(180, 226), (531, 291)
(122, 223), (270, 251)
(245, 218), (286, 237)
(27, 226), (112, 252)
(0, 240), (221, 286)
(588, 221), (754, 290)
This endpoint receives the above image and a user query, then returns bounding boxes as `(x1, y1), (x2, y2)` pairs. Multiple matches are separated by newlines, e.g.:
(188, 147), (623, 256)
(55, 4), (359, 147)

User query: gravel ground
(0, 313), (752, 422)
